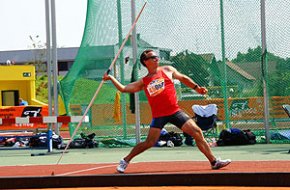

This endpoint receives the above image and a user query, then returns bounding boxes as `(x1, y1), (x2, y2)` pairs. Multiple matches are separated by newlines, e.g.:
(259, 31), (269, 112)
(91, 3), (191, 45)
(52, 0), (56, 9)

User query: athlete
(103, 49), (231, 173)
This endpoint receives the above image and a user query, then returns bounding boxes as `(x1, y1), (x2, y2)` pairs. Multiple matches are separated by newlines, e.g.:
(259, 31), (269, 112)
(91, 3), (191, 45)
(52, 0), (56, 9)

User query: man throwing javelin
(103, 49), (231, 173)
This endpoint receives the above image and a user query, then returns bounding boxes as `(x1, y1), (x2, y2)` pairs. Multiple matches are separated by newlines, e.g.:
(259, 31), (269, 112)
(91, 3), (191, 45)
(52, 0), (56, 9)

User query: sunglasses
(144, 55), (159, 61)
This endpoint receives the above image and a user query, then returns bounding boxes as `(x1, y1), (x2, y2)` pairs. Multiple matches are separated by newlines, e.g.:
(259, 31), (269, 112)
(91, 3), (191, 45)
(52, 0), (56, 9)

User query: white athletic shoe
(211, 158), (231, 170)
(117, 159), (128, 173)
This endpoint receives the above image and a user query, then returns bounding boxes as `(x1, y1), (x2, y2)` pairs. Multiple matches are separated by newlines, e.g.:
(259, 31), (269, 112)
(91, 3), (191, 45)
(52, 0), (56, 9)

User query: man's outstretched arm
(103, 74), (144, 93)
(170, 66), (208, 95)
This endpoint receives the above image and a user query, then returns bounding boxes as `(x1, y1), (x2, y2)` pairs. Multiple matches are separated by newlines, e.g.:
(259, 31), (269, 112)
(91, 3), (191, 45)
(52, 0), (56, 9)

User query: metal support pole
(131, 0), (141, 143)
(117, 0), (127, 138)
(45, 0), (53, 152)
(51, 0), (59, 134)
(220, 0), (230, 129)
(261, 0), (270, 143)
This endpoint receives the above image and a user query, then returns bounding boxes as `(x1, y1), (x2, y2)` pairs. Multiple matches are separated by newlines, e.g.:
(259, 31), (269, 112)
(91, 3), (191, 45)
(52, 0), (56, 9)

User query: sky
(0, 0), (289, 60)
(0, 0), (87, 51)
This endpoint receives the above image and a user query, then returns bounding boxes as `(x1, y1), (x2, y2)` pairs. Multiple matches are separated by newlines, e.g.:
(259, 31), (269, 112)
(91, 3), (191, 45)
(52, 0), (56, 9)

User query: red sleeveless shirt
(142, 69), (180, 118)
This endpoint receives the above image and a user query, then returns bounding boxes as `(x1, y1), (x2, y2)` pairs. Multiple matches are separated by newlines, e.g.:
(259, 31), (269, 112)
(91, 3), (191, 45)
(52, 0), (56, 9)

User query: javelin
(55, 2), (147, 166)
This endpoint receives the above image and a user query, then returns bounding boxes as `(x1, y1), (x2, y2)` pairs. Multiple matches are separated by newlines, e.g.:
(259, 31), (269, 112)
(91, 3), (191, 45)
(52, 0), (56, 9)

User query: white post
(131, 0), (141, 143)
(261, 0), (270, 143)
(51, 0), (59, 135)
(45, 0), (53, 152)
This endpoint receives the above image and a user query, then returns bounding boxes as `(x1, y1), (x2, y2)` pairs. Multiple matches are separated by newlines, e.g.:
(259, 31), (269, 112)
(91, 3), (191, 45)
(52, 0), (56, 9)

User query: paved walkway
(0, 144), (289, 166)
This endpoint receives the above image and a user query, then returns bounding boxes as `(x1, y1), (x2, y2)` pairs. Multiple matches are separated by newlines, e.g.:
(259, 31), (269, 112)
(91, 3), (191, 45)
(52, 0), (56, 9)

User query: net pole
(45, 0), (53, 153)
(131, 0), (141, 144)
(220, 0), (230, 128)
(55, 2), (147, 165)
(117, 0), (128, 139)
(51, 0), (60, 135)
(261, 0), (270, 143)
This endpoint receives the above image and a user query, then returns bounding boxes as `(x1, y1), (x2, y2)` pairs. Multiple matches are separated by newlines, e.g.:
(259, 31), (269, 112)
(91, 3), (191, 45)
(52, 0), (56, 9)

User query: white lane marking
(55, 164), (118, 176)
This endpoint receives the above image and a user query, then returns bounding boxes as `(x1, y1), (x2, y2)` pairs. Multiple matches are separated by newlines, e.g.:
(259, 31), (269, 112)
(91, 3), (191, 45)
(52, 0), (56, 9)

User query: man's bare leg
(124, 127), (161, 162)
(116, 127), (161, 173)
(181, 119), (231, 169)
(181, 119), (216, 162)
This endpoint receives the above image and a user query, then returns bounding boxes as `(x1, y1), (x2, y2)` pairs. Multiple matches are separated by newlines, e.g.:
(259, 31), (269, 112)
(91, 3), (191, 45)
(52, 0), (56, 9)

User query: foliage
(170, 50), (210, 87)
(28, 35), (46, 77)
(35, 75), (48, 103)
(231, 46), (290, 96)
(35, 75), (127, 105)
(267, 54), (290, 96)
(232, 46), (283, 63)
(36, 74), (130, 105)
(69, 78), (129, 104)
(35, 75), (64, 104)
(277, 57), (290, 71)
(209, 57), (222, 86)
(269, 72), (290, 96)
(241, 80), (263, 97)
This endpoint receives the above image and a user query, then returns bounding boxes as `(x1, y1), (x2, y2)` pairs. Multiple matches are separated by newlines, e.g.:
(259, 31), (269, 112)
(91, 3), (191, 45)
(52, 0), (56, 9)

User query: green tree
(270, 58), (290, 96)
(232, 46), (289, 96)
(170, 50), (210, 87)
(232, 46), (262, 63)
(28, 35), (46, 77)
(232, 46), (283, 63)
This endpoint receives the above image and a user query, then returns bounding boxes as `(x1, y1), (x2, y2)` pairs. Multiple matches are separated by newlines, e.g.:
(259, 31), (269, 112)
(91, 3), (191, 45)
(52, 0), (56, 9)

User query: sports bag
(217, 128), (256, 146)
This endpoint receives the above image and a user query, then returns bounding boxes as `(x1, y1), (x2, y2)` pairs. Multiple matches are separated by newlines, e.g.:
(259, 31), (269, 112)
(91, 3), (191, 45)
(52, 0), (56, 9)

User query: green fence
(59, 0), (290, 144)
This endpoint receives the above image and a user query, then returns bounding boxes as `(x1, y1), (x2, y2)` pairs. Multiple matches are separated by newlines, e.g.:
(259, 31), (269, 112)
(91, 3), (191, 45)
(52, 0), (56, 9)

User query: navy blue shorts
(150, 110), (191, 129)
